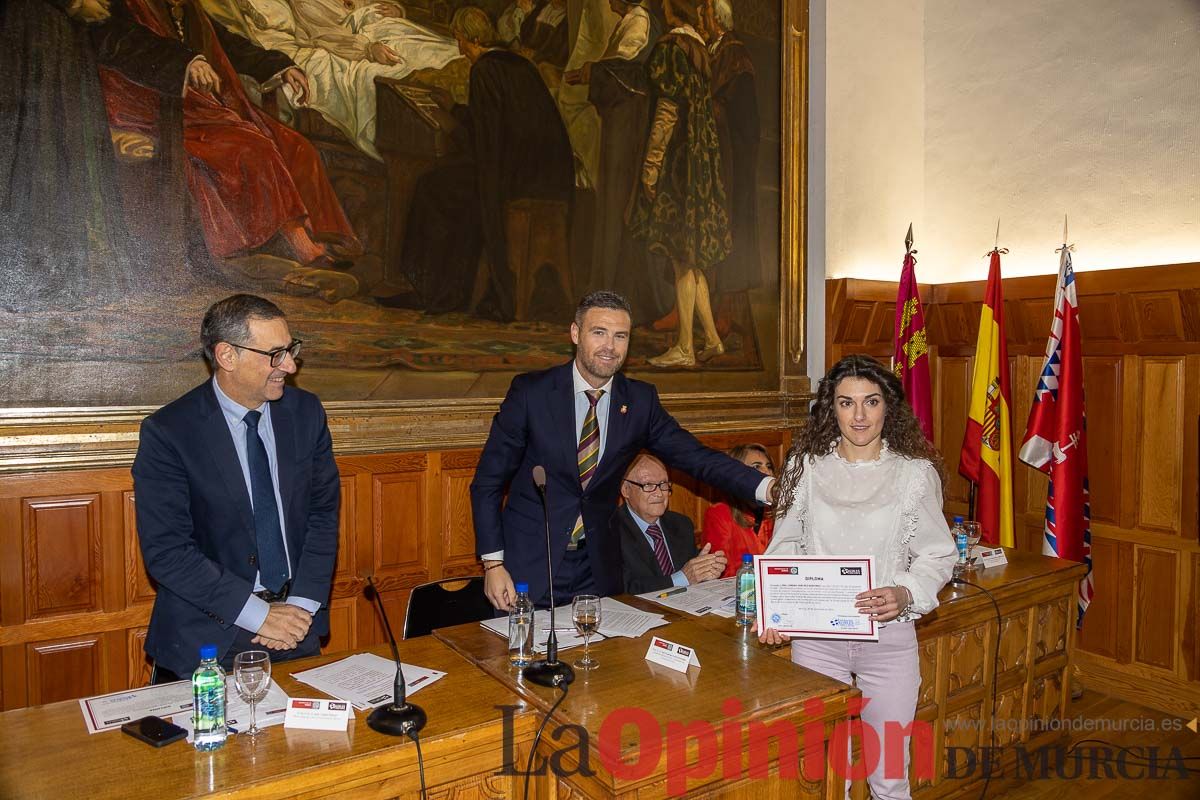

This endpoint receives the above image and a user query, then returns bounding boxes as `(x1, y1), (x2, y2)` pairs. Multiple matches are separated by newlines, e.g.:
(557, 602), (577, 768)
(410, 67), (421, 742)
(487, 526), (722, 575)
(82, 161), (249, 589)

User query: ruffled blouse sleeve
(892, 462), (957, 618)
(764, 455), (809, 557)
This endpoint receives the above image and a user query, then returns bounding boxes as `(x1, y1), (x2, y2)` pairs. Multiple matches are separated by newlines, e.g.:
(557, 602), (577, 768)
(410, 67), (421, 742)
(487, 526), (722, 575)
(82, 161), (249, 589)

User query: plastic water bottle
(951, 516), (970, 580)
(192, 644), (227, 751)
(508, 582), (534, 666)
(735, 554), (756, 626)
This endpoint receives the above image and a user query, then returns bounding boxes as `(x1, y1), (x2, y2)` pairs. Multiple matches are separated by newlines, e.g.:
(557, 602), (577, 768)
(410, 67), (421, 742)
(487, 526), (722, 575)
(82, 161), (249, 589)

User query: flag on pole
(959, 250), (1015, 547)
(1019, 246), (1094, 624)
(893, 230), (934, 441)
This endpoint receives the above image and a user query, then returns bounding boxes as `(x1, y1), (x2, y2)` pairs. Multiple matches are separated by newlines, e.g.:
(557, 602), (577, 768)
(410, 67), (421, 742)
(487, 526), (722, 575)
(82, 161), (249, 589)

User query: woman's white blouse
(765, 446), (957, 622)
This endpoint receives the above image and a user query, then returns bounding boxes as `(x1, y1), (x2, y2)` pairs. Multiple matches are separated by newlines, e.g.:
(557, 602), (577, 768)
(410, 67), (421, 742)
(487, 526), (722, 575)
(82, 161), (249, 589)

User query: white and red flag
(1019, 245), (1094, 625)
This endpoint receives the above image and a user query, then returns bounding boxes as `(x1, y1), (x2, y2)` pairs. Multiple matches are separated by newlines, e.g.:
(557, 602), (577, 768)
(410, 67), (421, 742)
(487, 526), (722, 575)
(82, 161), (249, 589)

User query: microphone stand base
(367, 702), (428, 737)
(523, 659), (575, 688)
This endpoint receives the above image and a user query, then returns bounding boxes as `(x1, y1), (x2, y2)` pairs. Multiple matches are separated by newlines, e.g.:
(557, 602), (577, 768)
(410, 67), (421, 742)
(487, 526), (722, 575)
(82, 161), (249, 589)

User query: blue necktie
(243, 410), (289, 593)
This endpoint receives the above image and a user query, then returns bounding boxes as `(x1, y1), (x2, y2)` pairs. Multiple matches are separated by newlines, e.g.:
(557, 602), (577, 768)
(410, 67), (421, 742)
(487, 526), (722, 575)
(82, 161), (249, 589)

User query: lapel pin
(620, 404), (628, 415)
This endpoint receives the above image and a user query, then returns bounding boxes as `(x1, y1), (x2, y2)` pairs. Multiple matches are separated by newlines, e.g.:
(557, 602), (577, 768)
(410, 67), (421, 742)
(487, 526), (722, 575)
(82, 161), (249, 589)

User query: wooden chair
(471, 198), (573, 320)
(401, 576), (494, 639)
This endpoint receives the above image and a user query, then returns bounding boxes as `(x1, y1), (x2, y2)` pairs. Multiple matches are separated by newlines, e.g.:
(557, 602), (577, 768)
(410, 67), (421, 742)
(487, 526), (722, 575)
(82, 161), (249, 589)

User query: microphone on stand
(364, 576), (428, 737)
(521, 465), (575, 688)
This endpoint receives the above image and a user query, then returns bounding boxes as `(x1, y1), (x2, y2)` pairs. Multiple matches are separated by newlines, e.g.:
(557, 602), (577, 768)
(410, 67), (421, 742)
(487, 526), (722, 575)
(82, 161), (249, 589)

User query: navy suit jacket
(615, 507), (698, 595)
(470, 361), (762, 602)
(131, 382), (340, 675)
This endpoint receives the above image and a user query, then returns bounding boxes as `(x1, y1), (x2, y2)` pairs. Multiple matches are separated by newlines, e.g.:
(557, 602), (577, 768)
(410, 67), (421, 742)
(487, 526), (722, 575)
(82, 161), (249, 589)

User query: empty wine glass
(572, 595), (601, 671)
(963, 521), (982, 571)
(233, 650), (271, 738)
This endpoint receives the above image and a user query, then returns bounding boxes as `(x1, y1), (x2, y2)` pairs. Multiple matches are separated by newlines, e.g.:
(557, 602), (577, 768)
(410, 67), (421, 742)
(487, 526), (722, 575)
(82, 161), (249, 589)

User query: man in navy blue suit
(471, 290), (775, 610)
(133, 295), (340, 680)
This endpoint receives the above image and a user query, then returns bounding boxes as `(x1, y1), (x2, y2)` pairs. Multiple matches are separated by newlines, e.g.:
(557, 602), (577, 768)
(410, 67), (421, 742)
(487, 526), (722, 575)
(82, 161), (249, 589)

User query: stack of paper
(481, 598), (668, 651)
(291, 652), (447, 710)
(638, 577), (738, 618)
(596, 597), (669, 638)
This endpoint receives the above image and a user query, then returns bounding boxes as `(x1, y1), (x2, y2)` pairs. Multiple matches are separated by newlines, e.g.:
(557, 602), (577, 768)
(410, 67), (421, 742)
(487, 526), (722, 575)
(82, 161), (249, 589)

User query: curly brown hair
(775, 354), (944, 517)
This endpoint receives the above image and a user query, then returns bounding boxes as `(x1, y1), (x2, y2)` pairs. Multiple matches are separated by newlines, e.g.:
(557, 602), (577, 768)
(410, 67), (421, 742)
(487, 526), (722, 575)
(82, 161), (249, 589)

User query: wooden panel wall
(0, 430), (784, 711)
(827, 262), (1200, 717)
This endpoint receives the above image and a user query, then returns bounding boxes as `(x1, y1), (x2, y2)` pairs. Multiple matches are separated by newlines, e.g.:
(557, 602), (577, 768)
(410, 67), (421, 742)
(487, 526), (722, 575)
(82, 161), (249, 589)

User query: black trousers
(541, 544), (596, 608)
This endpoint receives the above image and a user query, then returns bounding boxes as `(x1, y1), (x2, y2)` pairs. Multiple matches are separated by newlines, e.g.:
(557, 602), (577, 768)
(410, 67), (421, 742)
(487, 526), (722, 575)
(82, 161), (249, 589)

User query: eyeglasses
(623, 479), (672, 494)
(228, 339), (303, 367)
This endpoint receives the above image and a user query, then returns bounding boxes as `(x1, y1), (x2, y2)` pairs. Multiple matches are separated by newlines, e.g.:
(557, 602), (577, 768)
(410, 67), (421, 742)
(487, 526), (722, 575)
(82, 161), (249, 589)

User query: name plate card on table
(644, 636), (700, 673)
(971, 545), (1009, 568)
(284, 699), (352, 731)
(755, 555), (879, 641)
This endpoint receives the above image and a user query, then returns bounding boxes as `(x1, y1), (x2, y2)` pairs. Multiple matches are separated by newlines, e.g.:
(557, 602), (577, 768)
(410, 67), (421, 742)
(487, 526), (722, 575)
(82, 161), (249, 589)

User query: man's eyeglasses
(228, 339), (303, 367)
(623, 479), (672, 494)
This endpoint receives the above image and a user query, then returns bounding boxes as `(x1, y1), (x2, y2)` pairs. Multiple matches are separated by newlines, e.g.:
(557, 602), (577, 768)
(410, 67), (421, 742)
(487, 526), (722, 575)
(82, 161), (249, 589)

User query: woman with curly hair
(758, 354), (956, 800)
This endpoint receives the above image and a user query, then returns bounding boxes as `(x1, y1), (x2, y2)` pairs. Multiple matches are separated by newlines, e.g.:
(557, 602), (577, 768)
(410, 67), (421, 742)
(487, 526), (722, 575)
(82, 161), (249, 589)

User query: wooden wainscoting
(827, 262), (1200, 718)
(0, 430), (787, 711)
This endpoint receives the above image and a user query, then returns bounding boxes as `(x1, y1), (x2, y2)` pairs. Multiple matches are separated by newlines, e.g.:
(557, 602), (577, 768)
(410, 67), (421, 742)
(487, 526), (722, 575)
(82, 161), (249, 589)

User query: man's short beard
(582, 353), (624, 378)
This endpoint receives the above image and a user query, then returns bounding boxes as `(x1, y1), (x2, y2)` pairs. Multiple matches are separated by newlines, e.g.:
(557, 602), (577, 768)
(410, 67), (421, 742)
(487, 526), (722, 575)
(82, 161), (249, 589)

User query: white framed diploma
(754, 555), (879, 640)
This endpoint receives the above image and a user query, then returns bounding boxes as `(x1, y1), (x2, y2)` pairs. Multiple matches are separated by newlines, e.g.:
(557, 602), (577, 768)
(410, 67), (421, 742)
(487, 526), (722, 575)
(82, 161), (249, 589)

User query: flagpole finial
(995, 217), (1001, 249)
(905, 223), (914, 253)
(1063, 215), (1069, 245)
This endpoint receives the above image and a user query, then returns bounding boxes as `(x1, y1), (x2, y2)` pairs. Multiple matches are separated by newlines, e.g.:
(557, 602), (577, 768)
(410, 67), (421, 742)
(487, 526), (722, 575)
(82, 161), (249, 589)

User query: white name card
(971, 546), (1009, 569)
(284, 698), (352, 731)
(644, 635), (700, 673)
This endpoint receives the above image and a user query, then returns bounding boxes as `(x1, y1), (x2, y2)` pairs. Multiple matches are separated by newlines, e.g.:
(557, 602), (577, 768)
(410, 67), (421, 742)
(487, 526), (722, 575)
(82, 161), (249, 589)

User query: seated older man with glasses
(613, 454), (728, 594)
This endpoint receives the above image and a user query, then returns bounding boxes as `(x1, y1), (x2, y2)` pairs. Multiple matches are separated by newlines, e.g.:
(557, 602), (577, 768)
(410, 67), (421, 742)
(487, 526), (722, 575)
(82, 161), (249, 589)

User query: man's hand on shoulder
(483, 562), (517, 611)
(253, 602), (311, 649)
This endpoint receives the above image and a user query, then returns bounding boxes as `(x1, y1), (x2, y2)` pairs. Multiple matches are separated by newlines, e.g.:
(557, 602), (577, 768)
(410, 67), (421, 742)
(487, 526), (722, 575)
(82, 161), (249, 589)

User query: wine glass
(233, 650), (271, 738)
(572, 595), (601, 671)
(963, 521), (982, 571)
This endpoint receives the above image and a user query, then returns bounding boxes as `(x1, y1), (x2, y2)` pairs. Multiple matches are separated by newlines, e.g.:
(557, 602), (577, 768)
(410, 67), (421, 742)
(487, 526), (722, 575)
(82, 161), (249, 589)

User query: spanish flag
(959, 250), (1015, 546)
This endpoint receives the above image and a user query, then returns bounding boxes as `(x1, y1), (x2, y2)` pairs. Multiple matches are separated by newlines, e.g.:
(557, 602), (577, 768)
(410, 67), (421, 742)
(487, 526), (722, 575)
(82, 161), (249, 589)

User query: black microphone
(752, 506), (765, 534)
(521, 465), (575, 688)
(364, 576), (427, 737)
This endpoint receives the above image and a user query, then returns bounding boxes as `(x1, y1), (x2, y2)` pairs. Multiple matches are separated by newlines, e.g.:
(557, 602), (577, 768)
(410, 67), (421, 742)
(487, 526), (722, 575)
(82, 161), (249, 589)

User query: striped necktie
(568, 388), (604, 549)
(645, 522), (673, 576)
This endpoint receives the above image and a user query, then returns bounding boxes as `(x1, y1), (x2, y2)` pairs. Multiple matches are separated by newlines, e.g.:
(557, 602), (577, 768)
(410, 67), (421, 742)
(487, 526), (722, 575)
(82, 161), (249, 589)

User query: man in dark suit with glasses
(615, 454), (728, 594)
(133, 294), (340, 681)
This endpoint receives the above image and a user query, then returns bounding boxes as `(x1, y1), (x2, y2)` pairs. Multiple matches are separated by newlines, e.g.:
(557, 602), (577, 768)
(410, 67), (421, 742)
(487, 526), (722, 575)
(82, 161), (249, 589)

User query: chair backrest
(402, 576), (495, 639)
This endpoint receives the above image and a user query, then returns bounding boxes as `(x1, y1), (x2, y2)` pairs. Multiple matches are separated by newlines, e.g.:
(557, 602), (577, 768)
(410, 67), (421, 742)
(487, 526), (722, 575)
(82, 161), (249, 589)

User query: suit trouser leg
(791, 622), (920, 800)
(545, 546), (596, 608)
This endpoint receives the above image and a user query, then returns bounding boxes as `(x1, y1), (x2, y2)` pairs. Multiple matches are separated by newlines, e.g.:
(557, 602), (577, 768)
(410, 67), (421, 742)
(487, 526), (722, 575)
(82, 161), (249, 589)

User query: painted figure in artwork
(628, 0), (730, 368)
(378, 7), (574, 320)
(704, 0), (763, 323)
(1, 0), (139, 312)
(92, 0), (359, 267)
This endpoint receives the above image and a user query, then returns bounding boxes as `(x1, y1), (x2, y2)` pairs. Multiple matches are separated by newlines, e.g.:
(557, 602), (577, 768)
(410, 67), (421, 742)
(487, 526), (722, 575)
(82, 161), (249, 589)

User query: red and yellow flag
(893, 250), (933, 441)
(959, 250), (1014, 547)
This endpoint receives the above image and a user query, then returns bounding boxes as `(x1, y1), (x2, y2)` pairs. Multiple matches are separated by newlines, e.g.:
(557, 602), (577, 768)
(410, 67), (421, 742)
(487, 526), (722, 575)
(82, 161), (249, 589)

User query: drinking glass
(572, 595), (601, 671)
(233, 650), (271, 738)
(963, 521), (982, 571)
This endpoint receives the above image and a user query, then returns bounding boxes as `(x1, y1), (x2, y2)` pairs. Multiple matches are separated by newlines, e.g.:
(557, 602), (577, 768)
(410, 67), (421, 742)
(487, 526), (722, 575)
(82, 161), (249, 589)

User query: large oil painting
(0, 0), (799, 408)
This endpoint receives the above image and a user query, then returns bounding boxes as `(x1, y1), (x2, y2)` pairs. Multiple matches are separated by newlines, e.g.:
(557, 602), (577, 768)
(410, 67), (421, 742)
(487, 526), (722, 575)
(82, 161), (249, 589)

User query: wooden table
(0, 636), (538, 799)
(436, 613), (858, 799)
(910, 549), (1088, 800)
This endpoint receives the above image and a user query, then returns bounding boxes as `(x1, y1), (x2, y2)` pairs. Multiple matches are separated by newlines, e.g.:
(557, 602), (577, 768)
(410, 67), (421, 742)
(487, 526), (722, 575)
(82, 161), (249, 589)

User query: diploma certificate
(754, 556), (878, 640)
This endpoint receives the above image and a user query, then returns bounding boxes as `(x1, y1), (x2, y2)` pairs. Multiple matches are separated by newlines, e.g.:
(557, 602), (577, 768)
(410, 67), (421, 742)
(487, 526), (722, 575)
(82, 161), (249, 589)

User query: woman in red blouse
(702, 443), (776, 577)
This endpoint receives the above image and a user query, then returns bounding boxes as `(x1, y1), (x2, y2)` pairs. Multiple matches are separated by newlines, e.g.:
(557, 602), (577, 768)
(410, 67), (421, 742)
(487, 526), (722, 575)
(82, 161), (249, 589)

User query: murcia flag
(959, 251), (1015, 547)
(1019, 246), (1094, 624)
(894, 249), (934, 441)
